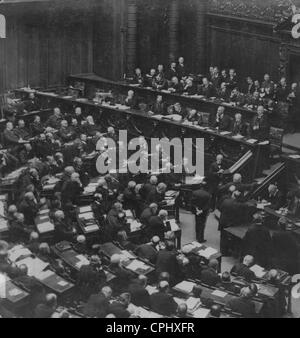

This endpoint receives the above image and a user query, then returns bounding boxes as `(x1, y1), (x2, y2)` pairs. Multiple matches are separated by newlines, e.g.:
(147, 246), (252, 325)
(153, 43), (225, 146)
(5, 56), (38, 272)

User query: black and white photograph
(0, 0), (300, 322)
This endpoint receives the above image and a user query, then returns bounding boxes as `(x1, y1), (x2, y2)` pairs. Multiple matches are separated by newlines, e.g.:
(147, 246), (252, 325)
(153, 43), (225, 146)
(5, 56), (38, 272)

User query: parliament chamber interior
(0, 0), (300, 319)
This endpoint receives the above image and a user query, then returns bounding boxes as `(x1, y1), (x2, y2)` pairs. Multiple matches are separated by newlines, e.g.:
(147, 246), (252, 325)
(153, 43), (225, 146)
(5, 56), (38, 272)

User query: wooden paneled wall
(0, 4), (94, 92)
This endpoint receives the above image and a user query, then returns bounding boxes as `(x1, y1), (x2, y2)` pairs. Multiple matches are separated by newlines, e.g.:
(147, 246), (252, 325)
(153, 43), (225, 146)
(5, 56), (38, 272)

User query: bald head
(101, 286), (112, 299)
(243, 255), (254, 267)
(177, 303), (187, 317)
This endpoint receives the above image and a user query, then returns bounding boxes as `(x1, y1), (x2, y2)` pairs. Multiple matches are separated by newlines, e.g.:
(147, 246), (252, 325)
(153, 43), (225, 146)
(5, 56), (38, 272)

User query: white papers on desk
(16, 257), (49, 277)
(258, 140), (270, 145)
(9, 288), (23, 297)
(152, 114), (164, 120)
(256, 202), (271, 210)
(232, 134), (244, 139)
(84, 224), (99, 233)
(165, 114), (182, 122)
(173, 297), (186, 305)
(168, 219), (180, 232)
(62, 96), (73, 99)
(126, 259), (148, 272)
(8, 246), (32, 262)
(58, 280), (69, 287)
(47, 177), (60, 185)
(220, 131), (231, 136)
(191, 241), (203, 248)
(38, 209), (49, 215)
(165, 199), (175, 206)
(165, 190), (177, 198)
(185, 175), (205, 185)
(197, 247), (218, 259)
(192, 308), (210, 318)
(130, 220), (142, 232)
(247, 138), (258, 144)
(250, 264), (266, 278)
(0, 219), (8, 232)
(186, 297), (201, 311)
(146, 285), (158, 295)
(43, 184), (55, 191)
(79, 212), (94, 220)
(36, 269), (55, 281)
(121, 250), (136, 260)
(174, 281), (196, 294)
(79, 206), (92, 213)
(125, 209), (133, 218)
(289, 154), (300, 159)
(211, 290), (228, 298)
(37, 222), (55, 234)
(75, 255), (89, 269)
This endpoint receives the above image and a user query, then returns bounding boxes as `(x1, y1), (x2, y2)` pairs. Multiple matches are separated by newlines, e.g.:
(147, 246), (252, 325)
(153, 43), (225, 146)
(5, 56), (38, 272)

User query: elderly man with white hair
(124, 89), (137, 109)
(53, 210), (76, 242)
(149, 280), (178, 316)
(18, 191), (39, 226)
(230, 255), (256, 282)
(146, 209), (168, 240)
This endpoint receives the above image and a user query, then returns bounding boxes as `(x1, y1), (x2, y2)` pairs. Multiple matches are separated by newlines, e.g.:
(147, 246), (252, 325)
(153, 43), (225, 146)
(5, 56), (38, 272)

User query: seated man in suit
(147, 209), (168, 240)
(134, 236), (159, 264)
(183, 78), (197, 96)
(124, 90), (138, 109)
(150, 281), (178, 316)
(200, 259), (221, 286)
(127, 275), (151, 308)
(168, 76), (183, 94)
(45, 107), (63, 130)
(14, 119), (30, 140)
(108, 254), (135, 292)
(227, 286), (256, 318)
(217, 82), (230, 101)
(145, 68), (156, 87)
(23, 92), (40, 113)
(83, 286), (112, 318)
(250, 105), (270, 141)
(155, 241), (182, 285)
(166, 61), (178, 81)
(231, 113), (248, 136)
(230, 255), (256, 282)
(211, 106), (232, 131)
(34, 293), (57, 318)
(150, 95), (166, 115)
(220, 271), (238, 293)
(140, 203), (158, 227)
(132, 67), (144, 86)
(242, 212), (273, 268)
(198, 77), (215, 98)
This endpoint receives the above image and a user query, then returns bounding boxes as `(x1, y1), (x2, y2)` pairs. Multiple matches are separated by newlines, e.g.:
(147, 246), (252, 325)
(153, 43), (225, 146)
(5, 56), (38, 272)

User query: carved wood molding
(209, 0), (297, 24)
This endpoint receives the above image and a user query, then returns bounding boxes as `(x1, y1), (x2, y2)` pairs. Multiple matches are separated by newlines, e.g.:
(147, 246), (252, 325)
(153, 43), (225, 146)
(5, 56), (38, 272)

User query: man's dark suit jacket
(212, 114), (232, 131)
(83, 292), (110, 318)
(147, 215), (165, 240)
(230, 263), (256, 282)
(128, 280), (151, 308)
(150, 291), (178, 316)
(200, 267), (221, 286)
(227, 297), (256, 318)
(135, 243), (158, 264)
(242, 223), (273, 268)
(155, 249), (181, 281)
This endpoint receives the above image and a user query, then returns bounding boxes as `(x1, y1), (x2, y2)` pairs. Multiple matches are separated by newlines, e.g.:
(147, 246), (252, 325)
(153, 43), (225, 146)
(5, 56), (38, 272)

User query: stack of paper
(168, 219), (180, 232)
(120, 250), (136, 260)
(145, 285), (158, 295)
(75, 255), (90, 269)
(79, 206), (92, 213)
(250, 264), (266, 278)
(84, 224), (99, 233)
(247, 139), (258, 144)
(197, 247), (218, 259)
(37, 222), (55, 234)
(186, 297), (201, 312)
(35, 269), (55, 281)
(8, 246), (32, 262)
(125, 259), (148, 272)
(289, 154), (300, 159)
(79, 212), (94, 220)
(192, 308), (210, 318)
(174, 281), (196, 294)
(211, 290), (228, 298)
(0, 219), (8, 232)
(130, 220), (142, 232)
(38, 209), (50, 216)
(125, 209), (133, 218)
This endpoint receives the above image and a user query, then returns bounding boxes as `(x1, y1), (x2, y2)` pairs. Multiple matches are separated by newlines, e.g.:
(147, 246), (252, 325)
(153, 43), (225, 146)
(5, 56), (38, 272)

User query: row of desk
(14, 86), (268, 179)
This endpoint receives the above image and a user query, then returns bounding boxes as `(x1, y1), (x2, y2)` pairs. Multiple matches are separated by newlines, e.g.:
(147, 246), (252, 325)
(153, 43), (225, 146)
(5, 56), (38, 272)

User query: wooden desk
(172, 280), (264, 316)
(35, 269), (74, 295)
(99, 242), (155, 276)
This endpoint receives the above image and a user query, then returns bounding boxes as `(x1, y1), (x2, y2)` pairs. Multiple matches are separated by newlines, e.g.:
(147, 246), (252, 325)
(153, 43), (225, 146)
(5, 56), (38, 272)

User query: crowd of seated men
(0, 101), (297, 318)
(127, 57), (300, 131)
